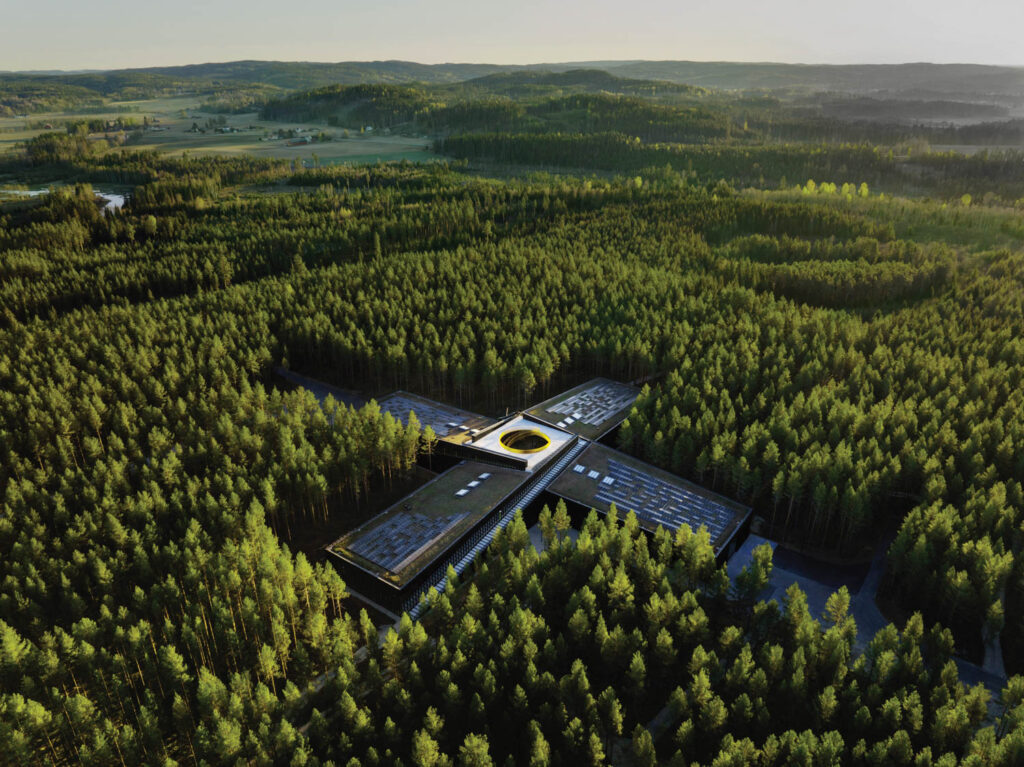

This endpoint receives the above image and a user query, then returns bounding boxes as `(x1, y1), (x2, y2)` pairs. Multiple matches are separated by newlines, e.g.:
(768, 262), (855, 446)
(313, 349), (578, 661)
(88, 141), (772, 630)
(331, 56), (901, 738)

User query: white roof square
(455, 489), (469, 497)
(588, 470), (601, 479)
(573, 464), (586, 473)
(470, 415), (574, 472)
(467, 480), (480, 488)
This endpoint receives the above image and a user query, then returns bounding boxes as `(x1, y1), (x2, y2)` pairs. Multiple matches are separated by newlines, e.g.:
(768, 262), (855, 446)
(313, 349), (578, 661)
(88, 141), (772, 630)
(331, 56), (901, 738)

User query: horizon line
(4, 57), (1024, 76)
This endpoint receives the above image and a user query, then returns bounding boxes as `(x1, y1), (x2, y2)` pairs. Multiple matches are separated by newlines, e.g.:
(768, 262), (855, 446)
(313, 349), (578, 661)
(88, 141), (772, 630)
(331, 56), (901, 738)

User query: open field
(0, 95), (200, 153)
(0, 96), (434, 164)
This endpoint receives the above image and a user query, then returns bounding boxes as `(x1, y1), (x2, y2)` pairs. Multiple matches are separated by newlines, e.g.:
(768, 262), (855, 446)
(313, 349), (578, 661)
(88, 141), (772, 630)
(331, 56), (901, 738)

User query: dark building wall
(596, 421), (624, 447)
(434, 440), (528, 471)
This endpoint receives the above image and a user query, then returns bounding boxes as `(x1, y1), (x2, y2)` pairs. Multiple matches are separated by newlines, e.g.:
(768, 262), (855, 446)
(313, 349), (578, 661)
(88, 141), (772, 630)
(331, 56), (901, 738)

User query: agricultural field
(0, 94), (433, 164)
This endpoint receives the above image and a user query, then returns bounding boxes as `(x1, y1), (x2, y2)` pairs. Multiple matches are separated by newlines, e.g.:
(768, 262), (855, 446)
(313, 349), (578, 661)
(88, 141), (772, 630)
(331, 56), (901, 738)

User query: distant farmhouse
(327, 379), (752, 615)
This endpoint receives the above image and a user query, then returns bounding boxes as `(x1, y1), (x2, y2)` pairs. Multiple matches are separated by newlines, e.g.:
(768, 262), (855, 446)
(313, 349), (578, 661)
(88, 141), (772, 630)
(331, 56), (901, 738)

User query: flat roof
(527, 378), (640, 440)
(469, 414), (576, 472)
(331, 461), (528, 587)
(547, 443), (750, 550)
(377, 391), (495, 441)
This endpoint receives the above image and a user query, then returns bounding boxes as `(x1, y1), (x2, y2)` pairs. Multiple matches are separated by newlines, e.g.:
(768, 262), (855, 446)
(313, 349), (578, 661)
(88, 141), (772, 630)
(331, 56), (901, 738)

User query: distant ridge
(5, 59), (1024, 99)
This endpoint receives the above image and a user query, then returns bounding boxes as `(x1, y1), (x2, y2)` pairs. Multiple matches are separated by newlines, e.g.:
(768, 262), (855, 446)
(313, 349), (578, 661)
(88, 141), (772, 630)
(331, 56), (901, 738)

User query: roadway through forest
(638, 533), (1012, 743)
(728, 533), (1008, 695)
(275, 367), (367, 408)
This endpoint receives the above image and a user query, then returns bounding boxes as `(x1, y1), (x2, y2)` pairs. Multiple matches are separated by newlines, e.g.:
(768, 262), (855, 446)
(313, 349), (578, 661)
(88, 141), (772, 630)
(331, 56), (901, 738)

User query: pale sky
(2, 0), (1022, 71)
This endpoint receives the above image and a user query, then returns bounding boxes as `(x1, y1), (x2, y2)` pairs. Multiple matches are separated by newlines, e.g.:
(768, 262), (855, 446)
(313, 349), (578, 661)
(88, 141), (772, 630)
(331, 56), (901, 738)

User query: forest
(254, 76), (1024, 153)
(2, 67), (1024, 765)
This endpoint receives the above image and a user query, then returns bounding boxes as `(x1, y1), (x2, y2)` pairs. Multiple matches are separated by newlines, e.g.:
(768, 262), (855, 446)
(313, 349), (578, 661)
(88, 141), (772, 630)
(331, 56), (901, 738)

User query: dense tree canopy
(2, 138), (1023, 764)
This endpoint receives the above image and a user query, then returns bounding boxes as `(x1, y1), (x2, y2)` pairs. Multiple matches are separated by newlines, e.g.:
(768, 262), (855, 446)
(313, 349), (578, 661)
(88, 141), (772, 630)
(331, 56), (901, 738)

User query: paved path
(729, 533), (1009, 695)
(981, 585), (1007, 679)
(850, 533), (895, 652)
(728, 535), (868, 633)
(528, 523), (579, 553)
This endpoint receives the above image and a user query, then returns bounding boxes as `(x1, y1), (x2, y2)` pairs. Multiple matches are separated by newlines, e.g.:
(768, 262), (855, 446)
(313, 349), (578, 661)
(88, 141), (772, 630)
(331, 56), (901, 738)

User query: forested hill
(15, 59), (1024, 94)
(22, 59), (1024, 92)
(600, 61), (1024, 98)
(257, 78), (727, 139)
(455, 69), (707, 97)
(118, 60), (518, 89)
(7, 59), (1024, 112)
(0, 70), (271, 116)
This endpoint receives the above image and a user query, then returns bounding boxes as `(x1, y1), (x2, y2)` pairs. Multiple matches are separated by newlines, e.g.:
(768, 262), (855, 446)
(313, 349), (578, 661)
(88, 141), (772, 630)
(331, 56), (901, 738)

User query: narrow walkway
(850, 533), (895, 652)
(981, 585), (1007, 679)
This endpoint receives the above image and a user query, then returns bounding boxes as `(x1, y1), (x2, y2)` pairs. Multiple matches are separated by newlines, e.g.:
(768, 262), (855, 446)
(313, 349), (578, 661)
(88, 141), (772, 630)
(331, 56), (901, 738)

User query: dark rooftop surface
(377, 390), (495, 442)
(331, 461), (528, 586)
(527, 378), (640, 440)
(548, 442), (749, 549)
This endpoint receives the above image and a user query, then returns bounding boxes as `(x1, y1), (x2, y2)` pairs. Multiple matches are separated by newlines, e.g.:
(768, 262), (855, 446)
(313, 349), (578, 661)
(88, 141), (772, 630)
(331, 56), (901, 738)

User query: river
(0, 186), (127, 215)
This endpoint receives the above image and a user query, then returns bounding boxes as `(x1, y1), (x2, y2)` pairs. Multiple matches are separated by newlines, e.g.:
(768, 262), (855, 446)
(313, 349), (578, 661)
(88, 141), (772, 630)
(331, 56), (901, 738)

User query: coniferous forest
(2, 76), (1024, 766)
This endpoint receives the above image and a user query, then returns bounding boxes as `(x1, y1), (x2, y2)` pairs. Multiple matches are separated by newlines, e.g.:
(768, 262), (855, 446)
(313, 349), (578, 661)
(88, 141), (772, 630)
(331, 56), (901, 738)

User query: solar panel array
(587, 458), (737, 543)
(348, 511), (468, 572)
(549, 382), (638, 428)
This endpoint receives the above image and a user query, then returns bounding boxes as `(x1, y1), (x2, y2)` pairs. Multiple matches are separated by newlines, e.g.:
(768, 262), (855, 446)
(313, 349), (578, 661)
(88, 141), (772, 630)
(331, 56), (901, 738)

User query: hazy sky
(3, 0), (1023, 71)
